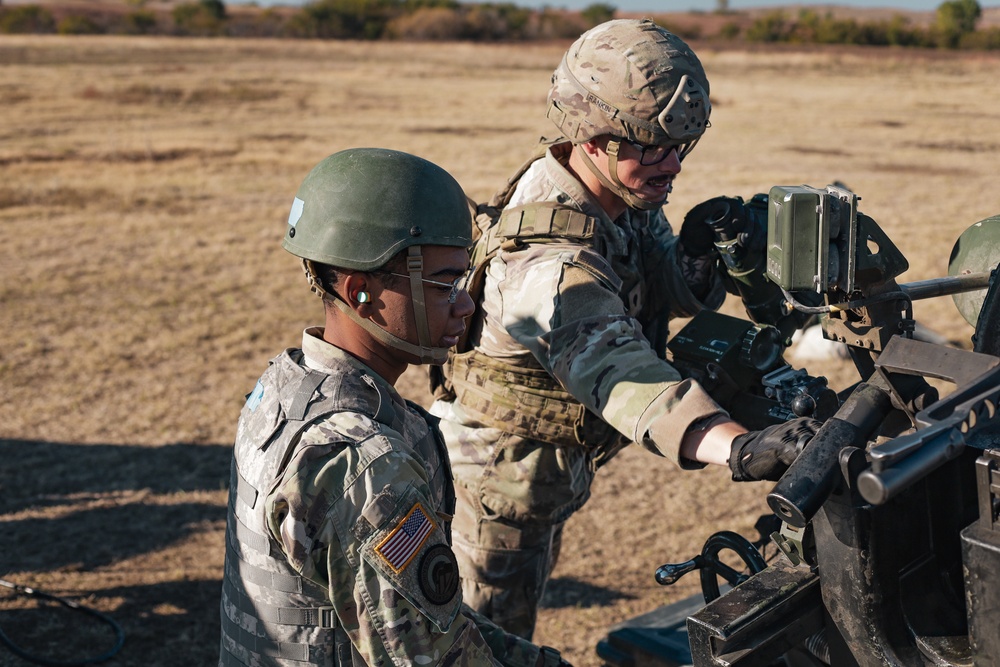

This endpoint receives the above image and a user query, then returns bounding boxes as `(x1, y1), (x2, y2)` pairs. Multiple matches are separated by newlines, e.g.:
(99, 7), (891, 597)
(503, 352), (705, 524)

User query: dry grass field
(2, 33), (1000, 666)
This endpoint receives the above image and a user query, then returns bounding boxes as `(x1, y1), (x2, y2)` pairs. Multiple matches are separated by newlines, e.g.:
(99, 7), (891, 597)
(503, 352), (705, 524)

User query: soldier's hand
(679, 196), (746, 258)
(729, 418), (821, 482)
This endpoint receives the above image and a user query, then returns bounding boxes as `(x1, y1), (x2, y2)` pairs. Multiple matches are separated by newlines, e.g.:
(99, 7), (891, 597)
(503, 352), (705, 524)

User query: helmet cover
(547, 18), (711, 149)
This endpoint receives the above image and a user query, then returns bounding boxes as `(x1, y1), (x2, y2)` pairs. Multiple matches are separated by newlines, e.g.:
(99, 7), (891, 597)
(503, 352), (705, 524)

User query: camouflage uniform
(430, 142), (728, 638)
(220, 327), (545, 667)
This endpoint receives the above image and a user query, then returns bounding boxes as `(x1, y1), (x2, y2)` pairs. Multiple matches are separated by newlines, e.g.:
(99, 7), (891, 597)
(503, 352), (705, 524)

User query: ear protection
(355, 291), (370, 304)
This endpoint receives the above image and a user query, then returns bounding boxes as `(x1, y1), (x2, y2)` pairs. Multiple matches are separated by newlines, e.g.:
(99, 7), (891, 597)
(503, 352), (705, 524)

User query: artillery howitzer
(598, 184), (1000, 667)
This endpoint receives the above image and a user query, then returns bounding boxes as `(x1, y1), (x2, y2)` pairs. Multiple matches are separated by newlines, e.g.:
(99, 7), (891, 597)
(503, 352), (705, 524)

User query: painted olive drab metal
(282, 148), (473, 365)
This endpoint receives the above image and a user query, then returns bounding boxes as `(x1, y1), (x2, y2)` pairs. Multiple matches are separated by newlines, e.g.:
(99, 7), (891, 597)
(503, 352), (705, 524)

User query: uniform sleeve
(264, 431), (532, 666)
(463, 606), (545, 667)
(498, 245), (726, 465)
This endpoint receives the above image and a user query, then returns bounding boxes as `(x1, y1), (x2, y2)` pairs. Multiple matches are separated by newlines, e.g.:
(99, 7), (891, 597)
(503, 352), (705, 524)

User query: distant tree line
(1, 0), (998, 50)
(735, 0), (998, 49)
(0, 0), (593, 38)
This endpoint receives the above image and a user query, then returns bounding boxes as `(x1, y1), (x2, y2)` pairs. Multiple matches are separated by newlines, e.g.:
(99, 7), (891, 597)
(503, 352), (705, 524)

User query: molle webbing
(440, 203), (621, 452)
(219, 589), (335, 665)
(223, 462), (340, 667)
(455, 203), (600, 359)
(448, 351), (623, 451)
(472, 202), (598, 267)
(221, 355), (392, 667)
(222, 576), (335, 628)
(497, 203), (596, 247)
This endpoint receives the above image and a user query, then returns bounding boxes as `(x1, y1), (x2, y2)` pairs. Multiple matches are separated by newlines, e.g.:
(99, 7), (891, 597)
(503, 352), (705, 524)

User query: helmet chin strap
(304, 256), (450, 365)
(400, 246), (451, 365)
(575, 141), (665, 212)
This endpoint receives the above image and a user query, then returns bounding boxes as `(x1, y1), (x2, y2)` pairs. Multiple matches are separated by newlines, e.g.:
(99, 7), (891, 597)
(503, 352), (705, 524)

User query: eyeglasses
(380, 272), (467, 304)
(622, 139), (685, 166)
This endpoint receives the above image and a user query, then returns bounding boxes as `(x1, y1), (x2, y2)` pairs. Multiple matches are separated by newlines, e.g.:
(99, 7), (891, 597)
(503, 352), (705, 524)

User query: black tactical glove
(729, 418), (821, 482)
(679, 195), (747, 258)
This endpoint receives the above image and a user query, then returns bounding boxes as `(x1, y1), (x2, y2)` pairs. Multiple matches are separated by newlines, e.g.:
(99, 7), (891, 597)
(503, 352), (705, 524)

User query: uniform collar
(544, 141), (630, 257)
(300, 327), (405, 414)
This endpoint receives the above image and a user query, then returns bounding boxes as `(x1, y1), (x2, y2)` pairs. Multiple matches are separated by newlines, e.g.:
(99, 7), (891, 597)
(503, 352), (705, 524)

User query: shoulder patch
(374, 502), (436, 573)
(360, 492), (462, 632)
(418, 544), (460, 605)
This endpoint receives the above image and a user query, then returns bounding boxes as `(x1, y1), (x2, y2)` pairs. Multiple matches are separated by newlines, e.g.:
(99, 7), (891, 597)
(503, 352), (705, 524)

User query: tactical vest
(220, 349), (453, 667)
(437, 197), (634, 464)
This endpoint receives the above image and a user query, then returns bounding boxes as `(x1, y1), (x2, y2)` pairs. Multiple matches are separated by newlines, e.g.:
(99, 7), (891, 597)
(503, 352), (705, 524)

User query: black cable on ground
(0, 578), (125, 666)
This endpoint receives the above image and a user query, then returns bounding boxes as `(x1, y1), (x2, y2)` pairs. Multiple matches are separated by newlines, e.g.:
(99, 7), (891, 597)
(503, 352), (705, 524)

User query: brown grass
(1, 35), (999, 667)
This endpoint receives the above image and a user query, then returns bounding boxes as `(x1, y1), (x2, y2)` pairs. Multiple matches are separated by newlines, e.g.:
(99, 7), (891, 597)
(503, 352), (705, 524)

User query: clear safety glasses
(380, 272), (467, 304)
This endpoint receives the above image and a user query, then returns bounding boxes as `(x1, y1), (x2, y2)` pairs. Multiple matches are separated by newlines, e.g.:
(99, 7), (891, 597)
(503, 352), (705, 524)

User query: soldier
(219, 148), (568, 667)
(429, 19), (820, 639)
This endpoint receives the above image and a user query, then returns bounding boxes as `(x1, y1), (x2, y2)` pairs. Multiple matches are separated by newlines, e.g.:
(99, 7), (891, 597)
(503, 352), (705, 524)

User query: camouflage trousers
(445, 428), (596, 640)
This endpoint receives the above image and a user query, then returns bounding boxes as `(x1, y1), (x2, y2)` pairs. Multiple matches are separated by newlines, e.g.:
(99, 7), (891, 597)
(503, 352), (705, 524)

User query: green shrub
(936, 0), (981, 47)
(745, 10), (789, 43)
(719, 21), (741, 40)
(742, 9), (940, 47)
(172, 0), (227, 35)
(881, 15), (930, 47)
(534, 8), (587, 39)
(234, 7), (287, 37)
(581, 3), (615, 27)
(201, 0), (227, 20)
(170, 1), (223, 36)
(0, 5), (56, 33)
(123, 9), (158, 34)
(387, 6), (463, 39)
(58, 15), (103, 34)
(288, 0), (403, 39)
(959, 25), (1000, 49)
(404, 0), (459, 8)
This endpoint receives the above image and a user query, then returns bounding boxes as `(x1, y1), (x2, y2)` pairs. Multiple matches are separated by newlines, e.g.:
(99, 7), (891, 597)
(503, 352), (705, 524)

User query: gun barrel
(857, 362), (1000, 504)
(899, 271), (992, 301)
(857, 427), (965, 505)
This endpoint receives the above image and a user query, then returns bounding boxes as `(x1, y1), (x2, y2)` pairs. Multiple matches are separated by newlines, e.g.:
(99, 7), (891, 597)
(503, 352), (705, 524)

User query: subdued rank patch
(375, 502), (435, 573)
(418, 544), (459, 605)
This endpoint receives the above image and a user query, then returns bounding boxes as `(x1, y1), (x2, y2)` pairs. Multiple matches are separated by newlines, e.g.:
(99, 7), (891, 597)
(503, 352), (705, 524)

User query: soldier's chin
(635, 185), (670, 205)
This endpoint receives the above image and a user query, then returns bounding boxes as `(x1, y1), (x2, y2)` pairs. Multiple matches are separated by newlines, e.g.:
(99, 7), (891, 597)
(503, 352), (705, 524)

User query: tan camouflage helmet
(547, 18), (711, 155)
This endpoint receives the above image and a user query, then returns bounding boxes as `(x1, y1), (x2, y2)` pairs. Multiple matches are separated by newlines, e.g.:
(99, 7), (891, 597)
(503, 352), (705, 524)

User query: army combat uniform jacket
(430, 141), (728, 637)
(220, 328), (543, 667)
(435, 140), (729, 515)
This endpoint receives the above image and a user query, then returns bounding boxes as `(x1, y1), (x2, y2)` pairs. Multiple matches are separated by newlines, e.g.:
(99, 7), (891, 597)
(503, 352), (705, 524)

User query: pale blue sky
(230, 0), (1000, 10)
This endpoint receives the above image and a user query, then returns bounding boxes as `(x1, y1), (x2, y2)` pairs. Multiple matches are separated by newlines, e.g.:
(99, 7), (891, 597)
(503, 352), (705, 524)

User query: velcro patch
(375, 502), (435, 573)
(418, 544), (460, 605)
(245, 380), (265, 412)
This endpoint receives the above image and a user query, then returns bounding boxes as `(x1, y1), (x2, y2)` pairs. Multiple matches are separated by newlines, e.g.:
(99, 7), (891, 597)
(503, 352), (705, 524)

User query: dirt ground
(1, 30), (999, 667)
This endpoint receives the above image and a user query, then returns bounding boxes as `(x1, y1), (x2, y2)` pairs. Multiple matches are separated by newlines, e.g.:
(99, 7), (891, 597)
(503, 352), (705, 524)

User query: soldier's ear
(580, 138), (604, 158)
(342, 273), (374, 314)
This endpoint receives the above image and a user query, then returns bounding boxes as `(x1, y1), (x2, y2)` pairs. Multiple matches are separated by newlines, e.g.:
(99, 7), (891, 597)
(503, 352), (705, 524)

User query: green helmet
(283, 148), (473, 365)
(282, 147), (472, 271)
(547, 18), (711, 151)
(949, 214), (1000, 327)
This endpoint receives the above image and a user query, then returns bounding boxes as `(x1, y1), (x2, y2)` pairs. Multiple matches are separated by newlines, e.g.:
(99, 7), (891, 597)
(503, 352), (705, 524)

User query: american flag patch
(375, 503), (436, 573)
